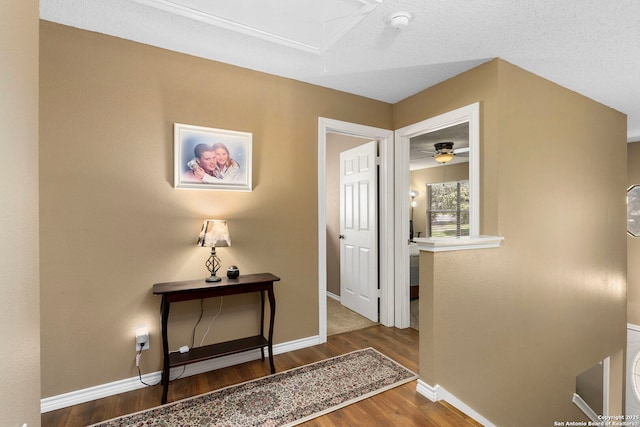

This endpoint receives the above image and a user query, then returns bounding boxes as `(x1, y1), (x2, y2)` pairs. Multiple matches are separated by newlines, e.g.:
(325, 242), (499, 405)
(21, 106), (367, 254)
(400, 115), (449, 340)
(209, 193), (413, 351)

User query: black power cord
(136, 299), (205, 387)
(136, 343), (161, 387)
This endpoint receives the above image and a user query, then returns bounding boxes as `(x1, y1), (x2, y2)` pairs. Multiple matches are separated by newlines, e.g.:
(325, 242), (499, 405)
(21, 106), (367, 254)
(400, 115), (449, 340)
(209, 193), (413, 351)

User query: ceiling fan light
(432, 141), (455, 163)
(434, 152), (455, 163)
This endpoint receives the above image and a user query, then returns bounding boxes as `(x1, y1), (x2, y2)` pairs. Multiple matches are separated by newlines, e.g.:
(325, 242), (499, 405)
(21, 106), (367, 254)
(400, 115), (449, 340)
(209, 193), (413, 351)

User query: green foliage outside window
(427, 180), (470, 237)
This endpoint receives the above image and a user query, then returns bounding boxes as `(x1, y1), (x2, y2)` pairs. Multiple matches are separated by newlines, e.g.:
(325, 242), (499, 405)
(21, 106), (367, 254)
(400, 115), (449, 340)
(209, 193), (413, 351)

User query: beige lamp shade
(197, 220), (231, 248)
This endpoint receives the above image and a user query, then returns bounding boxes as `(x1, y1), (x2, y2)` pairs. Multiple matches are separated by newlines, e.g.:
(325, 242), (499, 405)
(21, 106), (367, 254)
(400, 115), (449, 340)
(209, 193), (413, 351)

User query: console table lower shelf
(153, 273), (280, 404)
(168, 335), (270, 367)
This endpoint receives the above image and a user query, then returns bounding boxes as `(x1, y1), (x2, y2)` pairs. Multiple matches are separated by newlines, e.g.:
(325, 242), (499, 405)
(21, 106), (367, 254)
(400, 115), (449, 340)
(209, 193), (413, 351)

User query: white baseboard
(573, 392), (600, 422)
(41, 334), (322, 413)
(416, 379), (438, 401)
(416, 379), (495, 427)
(326, 291), (340, 301)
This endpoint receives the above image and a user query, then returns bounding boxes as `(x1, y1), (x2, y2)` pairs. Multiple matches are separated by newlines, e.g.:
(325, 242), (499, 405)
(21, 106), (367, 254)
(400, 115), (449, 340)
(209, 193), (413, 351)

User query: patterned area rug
(90, 348), (417, 427)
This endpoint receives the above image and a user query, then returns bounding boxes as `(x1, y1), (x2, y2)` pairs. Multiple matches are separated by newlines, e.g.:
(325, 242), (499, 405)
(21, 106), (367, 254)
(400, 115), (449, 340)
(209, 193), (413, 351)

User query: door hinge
(376, 156), (381, 165)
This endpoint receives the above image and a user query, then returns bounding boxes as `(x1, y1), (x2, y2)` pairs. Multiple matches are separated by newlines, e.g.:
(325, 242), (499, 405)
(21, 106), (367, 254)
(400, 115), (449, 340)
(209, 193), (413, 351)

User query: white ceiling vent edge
(131, 0), (381, 55)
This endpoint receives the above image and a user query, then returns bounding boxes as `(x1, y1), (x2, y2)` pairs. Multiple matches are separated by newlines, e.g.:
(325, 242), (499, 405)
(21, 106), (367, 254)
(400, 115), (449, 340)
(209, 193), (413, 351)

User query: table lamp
(197, 219), (231, 282)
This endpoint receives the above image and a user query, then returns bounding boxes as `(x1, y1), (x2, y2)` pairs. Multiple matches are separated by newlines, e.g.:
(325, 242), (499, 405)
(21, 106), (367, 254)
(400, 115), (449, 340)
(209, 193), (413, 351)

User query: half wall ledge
(413, 235), (504, 252)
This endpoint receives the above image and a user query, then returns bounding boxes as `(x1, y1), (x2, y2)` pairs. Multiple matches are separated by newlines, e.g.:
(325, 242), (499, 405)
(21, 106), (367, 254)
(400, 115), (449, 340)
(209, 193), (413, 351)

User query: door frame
(393, 103), (480, 328)
(318, 118), (395, 343)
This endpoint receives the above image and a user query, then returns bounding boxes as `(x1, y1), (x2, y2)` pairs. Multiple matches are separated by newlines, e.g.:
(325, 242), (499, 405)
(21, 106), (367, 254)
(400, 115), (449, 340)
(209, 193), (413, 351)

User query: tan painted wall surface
(394, 61), (501, 236)
(0, 2), (41, 425)
(39, 22), (392, 397)
(403, 60), (627, 425)
(629, 141), (640, 325)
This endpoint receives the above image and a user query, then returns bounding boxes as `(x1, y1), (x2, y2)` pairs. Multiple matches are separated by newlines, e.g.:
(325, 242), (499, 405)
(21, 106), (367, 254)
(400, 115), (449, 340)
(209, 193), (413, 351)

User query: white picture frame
(174, 123), (252, 191)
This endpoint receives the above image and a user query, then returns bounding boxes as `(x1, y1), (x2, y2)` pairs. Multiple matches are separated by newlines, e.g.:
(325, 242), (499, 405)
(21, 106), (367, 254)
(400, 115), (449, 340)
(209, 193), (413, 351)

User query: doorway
(326, 134), (377, 335)
(317, 118), (394, 343)
(328, 137), (378, 329)
(393, 103), (480, 328)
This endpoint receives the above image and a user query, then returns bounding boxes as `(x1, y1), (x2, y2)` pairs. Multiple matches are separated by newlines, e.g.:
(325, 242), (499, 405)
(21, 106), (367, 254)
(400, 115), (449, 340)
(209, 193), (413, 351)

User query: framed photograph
(174, 123), (252, 191)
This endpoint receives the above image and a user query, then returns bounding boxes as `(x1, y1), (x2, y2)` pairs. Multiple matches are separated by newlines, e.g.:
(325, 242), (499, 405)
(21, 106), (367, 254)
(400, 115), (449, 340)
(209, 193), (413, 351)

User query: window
(427, 180), (470, 237)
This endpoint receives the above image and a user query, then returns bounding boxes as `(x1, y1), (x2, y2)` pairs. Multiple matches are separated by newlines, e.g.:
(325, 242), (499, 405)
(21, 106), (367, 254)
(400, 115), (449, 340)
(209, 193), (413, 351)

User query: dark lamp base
(206, 275), (222, 282)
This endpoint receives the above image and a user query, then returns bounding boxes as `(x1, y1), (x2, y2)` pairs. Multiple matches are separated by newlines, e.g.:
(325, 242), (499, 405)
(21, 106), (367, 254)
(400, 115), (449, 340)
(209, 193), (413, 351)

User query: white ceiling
(40, 0), (640, 141)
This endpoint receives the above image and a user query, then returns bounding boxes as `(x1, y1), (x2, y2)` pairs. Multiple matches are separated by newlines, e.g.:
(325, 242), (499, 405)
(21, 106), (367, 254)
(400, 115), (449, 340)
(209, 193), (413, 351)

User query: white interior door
(339, 140), (378, 322)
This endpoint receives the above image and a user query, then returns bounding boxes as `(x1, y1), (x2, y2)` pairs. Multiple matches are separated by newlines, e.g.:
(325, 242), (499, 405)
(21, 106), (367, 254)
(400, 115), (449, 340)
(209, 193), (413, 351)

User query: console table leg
(267, 286), (276, 374)
(160, 296), (170, 404)
(260, 291), (265, 361)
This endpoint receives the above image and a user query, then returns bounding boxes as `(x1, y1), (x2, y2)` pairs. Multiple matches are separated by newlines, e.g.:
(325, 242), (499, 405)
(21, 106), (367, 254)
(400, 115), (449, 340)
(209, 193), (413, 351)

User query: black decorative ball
(227, 265), (240, 279)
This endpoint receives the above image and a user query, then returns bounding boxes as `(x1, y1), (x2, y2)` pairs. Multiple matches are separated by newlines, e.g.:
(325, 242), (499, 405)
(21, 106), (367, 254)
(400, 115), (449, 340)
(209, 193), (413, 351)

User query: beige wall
(0, 1), (41, 425)
(410, 163), (468, 238)
(403, 60), (627, 425)
(395, 61), (501, 236)
(629, 141), (640, 325)
(326, 134), (372, 296)
(39, 22), (392, 397)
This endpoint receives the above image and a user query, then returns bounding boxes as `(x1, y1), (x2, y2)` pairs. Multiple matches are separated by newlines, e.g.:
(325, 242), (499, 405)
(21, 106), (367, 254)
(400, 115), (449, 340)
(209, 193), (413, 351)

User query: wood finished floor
(42, 325), (481, 426)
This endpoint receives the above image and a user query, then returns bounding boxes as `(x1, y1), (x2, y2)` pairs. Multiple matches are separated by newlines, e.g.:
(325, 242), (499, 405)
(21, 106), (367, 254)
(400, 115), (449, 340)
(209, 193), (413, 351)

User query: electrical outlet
(135, 327), (150, 351)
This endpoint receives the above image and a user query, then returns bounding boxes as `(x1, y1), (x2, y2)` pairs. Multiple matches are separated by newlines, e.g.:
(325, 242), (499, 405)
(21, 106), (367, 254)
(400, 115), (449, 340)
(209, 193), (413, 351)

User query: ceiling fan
(420, 142), (470, 164)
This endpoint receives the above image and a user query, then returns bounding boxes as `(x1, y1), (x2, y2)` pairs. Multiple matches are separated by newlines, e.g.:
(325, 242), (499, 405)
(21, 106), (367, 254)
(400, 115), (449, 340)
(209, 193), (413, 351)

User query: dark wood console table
(153, 273), (280, 404)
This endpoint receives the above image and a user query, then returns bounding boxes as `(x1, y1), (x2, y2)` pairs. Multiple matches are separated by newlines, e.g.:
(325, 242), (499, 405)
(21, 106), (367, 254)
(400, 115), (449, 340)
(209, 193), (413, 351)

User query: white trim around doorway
(318, 118), (395, 343)
(393, 102), (480, 328)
